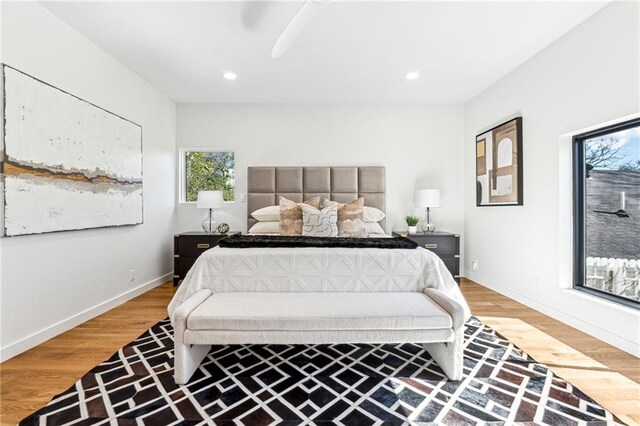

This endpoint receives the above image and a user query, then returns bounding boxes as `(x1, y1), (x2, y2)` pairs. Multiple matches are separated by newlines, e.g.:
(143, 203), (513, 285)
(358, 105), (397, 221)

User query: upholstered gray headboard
(247, 166), (386, 230)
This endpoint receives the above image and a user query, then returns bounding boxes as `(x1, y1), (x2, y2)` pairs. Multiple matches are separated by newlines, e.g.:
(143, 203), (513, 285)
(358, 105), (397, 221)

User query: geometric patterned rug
(20, 317), (620, 425)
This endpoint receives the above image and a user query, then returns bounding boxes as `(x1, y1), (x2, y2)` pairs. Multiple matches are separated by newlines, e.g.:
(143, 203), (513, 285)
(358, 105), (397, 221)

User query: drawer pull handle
(425, 243), (438, 249)
(197, 243), (210, 249)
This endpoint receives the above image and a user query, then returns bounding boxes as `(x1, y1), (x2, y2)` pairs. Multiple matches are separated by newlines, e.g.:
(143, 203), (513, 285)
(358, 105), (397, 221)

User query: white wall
(175, 104), (465, 238)
(2, 0), (634, 362)
(0, 2), (176, 360)
(463, 1), (640, 355)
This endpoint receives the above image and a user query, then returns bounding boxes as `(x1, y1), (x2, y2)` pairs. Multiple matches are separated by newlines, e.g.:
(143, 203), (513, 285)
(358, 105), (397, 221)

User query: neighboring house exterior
(586, 170), (640, 259)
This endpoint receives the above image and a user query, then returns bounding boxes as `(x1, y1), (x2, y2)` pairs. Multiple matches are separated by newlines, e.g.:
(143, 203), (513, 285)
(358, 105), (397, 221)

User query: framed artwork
(476, 117), (523, 206)
(1, 65), (143, 237)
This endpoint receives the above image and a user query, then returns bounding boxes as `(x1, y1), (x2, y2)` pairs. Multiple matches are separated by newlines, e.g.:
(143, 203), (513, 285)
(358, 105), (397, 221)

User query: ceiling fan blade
(272, 0), (326, 59)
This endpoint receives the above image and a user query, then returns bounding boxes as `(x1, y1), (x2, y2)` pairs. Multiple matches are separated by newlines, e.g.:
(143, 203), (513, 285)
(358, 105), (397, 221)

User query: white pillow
(248, 221), (280, 234)
(251, 205), (280, 222)
(365, 221), (385, 235)
(301, 204), (338, 237)
(363, 206), (385, 222)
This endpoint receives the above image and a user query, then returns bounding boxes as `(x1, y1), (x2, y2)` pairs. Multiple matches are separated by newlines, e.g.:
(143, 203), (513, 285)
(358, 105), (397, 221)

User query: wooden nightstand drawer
(174, 231), (240, 286)
(411, 235), (458, 256)
(440, 256), (460, 281)
(175, 257), (198, 278)
(178, 235), (226, 257)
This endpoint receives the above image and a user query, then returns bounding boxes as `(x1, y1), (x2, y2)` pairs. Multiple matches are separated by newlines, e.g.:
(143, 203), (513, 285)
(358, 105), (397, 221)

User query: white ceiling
(42, 1), (609, 104)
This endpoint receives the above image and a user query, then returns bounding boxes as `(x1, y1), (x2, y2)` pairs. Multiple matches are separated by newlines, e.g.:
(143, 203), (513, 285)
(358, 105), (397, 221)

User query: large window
(573, 118), (639, 307)
(180, 150), (235, 203)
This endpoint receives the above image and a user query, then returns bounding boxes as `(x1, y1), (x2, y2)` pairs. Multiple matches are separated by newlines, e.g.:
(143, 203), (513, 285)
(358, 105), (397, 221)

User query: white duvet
(168, 246), (470, 322)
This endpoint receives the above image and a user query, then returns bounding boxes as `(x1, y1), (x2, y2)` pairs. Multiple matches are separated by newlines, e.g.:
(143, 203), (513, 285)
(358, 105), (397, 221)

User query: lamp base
(421, 221), (436, 233)
(422, 207), (436, 232)
(202, 218), (218, 233)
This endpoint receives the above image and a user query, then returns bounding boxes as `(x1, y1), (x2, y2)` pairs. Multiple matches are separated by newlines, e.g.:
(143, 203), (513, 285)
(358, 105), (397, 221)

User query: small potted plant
(405, 216), (419, 234)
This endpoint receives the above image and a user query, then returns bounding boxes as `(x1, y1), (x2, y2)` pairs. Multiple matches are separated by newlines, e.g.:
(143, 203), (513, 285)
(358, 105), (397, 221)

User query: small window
(573, 117), (639, 307)
(180, 150), (235, 203)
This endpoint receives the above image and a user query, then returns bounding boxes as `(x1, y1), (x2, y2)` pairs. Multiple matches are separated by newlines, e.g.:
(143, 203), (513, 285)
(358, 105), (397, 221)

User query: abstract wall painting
(1, 65), (143, 237)
(476, 117), (523, 206)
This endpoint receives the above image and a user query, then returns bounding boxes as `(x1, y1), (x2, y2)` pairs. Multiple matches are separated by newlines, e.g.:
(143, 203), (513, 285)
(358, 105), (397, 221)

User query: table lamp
(414, 189), (441, 232)
(197, 190), (225, 233)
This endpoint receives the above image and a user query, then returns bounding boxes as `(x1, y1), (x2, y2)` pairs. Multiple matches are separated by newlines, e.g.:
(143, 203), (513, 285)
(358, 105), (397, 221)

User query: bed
(169, 166), (470, 384)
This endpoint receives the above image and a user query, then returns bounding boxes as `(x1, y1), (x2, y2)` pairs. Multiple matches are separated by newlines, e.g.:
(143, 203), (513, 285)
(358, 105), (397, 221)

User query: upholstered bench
(173, 289), (465, 384)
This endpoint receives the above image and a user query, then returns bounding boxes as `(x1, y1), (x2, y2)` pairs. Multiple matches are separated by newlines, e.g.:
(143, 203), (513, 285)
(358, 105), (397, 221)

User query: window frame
(178, 148), (235, 204)
(572, 117), (640, 309)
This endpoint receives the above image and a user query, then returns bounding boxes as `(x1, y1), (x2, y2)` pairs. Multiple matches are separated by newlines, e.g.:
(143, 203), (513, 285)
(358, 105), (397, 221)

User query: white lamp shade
(414, 189), (441, 208)
(197, 190), (225, 209)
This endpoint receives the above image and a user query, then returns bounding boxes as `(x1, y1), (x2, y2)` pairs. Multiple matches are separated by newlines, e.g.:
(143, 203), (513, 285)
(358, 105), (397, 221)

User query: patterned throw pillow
(279, 196), (322, 236)
(301, 204), (338, 237)
(322, 197), (368, 238)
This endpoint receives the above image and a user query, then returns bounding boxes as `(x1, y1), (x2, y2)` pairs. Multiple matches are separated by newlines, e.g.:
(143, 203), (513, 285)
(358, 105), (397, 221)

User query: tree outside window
(184, 151), (234, 202)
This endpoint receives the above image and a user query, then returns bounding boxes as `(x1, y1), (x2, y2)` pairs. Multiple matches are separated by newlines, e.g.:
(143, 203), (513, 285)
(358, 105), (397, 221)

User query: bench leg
(175, 340), (211, 385)
(423, 328), (464, 381)
(172, 289), (213, 385)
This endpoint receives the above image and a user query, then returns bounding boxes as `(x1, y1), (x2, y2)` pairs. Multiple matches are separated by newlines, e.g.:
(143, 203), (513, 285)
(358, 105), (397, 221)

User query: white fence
(586, 257), (639, 301)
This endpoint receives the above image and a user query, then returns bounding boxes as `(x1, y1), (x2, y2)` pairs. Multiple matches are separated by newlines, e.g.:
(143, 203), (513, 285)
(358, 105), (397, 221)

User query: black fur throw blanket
(218, 234), (418, 250)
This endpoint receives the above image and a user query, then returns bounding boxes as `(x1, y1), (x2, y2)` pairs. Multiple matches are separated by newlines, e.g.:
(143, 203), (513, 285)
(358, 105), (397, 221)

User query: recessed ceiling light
(223, 72), (237, 81)
(405, 71), (420, 80)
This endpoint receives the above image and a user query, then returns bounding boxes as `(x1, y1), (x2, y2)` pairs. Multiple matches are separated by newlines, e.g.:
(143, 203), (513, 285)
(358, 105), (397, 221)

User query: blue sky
(587, 125), (640, 170)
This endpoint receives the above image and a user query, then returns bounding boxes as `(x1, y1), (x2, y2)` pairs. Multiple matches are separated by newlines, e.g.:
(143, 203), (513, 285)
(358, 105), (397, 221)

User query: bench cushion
(187, 292), (452, 331)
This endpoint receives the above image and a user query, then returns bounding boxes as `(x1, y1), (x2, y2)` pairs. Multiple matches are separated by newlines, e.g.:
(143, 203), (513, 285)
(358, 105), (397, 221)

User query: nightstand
(173, 231), (240, 286)
(392, 231), (461, 284)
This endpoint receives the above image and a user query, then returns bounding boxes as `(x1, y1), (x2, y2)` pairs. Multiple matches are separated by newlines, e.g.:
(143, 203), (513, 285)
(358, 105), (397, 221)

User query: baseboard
(464, 270), (640, 357)
(0, 273), (172, 362)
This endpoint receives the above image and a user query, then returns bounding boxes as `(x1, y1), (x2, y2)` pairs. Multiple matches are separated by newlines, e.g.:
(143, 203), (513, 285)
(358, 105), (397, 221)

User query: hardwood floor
(463, 280), (640, 425)
(0, 283), (175, 425)
(1, 279), (638, 425)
